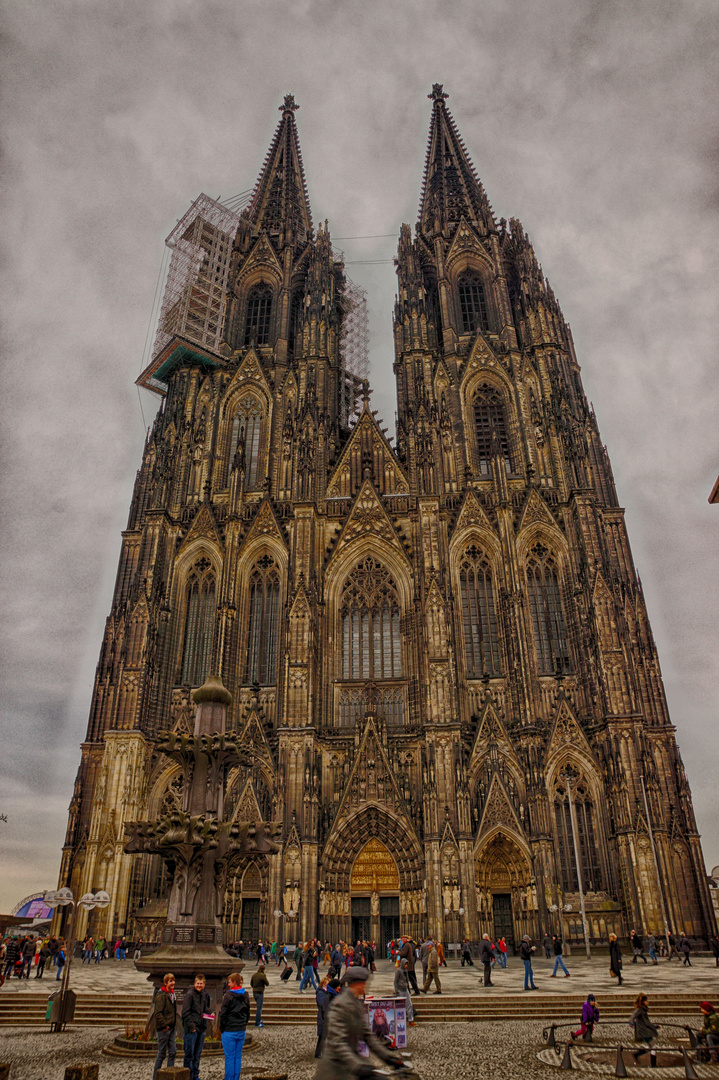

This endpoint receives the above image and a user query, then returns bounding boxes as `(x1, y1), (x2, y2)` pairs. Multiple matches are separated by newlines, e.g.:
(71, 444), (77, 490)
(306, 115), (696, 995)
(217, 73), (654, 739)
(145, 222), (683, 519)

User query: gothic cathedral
(58, 88), (716, 951)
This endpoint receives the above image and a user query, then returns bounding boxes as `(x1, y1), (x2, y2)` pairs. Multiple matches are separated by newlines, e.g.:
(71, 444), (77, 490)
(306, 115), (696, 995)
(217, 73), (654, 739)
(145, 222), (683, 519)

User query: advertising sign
(364, 996), (408, 1050)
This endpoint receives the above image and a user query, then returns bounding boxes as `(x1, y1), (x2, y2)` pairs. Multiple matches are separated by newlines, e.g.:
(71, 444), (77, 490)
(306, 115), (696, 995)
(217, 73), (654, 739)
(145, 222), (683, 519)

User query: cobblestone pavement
(4, 954), (718, 998)
(0, 1018), (677, 1080)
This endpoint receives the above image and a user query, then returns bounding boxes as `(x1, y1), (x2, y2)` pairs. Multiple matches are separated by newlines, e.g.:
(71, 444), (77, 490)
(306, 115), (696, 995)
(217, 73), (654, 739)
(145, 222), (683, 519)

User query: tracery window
(245, 554), (280, 685)
(526, 543), (569, 675)
(180, 556), (216, 686)
(459, 545), (500, 677)
(473, 383), (512, 474)
(553, 771), (603, 893)
(288, 290), (303, 358)
(244, 283), (273, 346)
(341, 557), (402, 681)
(227, 398), (263, 487)
(458, 271), (489, 334)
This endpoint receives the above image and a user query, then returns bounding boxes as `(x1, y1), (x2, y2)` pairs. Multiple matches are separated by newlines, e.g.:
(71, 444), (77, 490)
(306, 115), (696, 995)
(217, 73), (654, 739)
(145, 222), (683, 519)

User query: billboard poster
(363, 996), (408, 1050)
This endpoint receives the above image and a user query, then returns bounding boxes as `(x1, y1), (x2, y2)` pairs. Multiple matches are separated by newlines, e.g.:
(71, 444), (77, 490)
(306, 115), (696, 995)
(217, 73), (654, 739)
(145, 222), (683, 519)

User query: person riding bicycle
(314, 966), (407, 1079)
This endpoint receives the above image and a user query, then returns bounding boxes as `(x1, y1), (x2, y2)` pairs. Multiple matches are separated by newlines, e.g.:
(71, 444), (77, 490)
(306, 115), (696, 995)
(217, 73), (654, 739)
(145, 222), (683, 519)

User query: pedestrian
(3, 939), (19, 980)
(422, 941), (441, 994)
(181, 973), (211, 1080)
(461, 938), (474, 967)
(436, 940), (447, 968)
(293, 941), (303, 980)
(314, 974), (339, 1057)
(571, 993), (599, 1041)
(133, 939), (143, 961)
(399, 935), (420, 996)
(667, 931), (679, 960)
(21, 937), (35, 979)
(630, 930), (647, 964)
(630, 993), (659, 1065)
(542, 932), (553, 959)
(55, 942), (66, 981)
(680, 933), (692, 966)
(419, 937), (432, 986)
(519, 934), (537, 990)
(711, 935), (719, 968)
(498, 936), (508, 967)
(394, 957), (414, 1026)
(314, 967), (404, 1080)
(250, 961), (269, 1028)
(479, 933), (494, 987)
(609, 932), (623, 985)
(698, 1001), (719, 1062)
(152, 973), (177, 1079)
(256, 940), (265, 966)
(299, 942), (319, 992)
(36, 940), (51, 979)
(219, 972), (250, 1080)
(551, 935), (570, 978)
(330, 942), (343, 978)
(647, 934), (659, 965)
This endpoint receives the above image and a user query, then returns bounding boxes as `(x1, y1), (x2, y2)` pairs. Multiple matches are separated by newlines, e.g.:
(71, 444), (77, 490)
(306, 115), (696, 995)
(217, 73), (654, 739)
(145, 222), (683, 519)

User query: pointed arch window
(341, 557), (402, 680)
(459, 545), (500, 677)
(553, 771), (603, 893)
(458, 270), (489, 334)
(227, 398), (263, 487)
(244, 283), (273, 346)
(473, 383), (512, 474)
(245, 554), (280, 685)
(180, 556), (216, 685)
(526, 543), (569, 675)
(288, 289), (303, 358)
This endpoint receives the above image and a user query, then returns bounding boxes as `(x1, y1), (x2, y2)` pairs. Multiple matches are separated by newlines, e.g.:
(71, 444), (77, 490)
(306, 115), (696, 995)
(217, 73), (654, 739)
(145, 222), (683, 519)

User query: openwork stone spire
(247, 92), (313, 246)
(418, 84), (494, 238)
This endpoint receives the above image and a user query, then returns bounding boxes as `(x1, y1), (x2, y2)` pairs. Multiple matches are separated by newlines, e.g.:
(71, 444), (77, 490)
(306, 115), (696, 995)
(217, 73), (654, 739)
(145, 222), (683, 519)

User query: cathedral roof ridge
(246, 93), (313, 247)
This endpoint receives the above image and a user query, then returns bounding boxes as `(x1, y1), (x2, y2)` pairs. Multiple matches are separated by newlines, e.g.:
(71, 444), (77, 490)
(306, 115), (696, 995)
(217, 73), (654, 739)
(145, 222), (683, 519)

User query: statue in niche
(291, 884), (300, 912)
(283, 881), (293, 914)
(318, 885), (326, 915)
(452, 884), (461, 912)
(371, 891), (380, 916)
(442, 882), (452, 911)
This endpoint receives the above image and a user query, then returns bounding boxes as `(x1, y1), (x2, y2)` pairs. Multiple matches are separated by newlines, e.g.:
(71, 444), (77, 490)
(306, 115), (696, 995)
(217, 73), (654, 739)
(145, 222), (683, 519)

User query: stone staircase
(0, 992), (701, 1029)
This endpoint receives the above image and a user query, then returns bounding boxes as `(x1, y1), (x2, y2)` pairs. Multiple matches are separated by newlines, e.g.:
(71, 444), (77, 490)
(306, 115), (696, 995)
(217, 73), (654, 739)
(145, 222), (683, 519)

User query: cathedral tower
(58, 90), (715, 950)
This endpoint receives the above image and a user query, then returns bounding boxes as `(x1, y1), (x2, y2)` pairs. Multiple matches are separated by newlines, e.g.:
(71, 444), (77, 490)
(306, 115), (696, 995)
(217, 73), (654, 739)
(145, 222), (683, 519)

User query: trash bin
(46, 992), (58, 1021)
(48, 989), (77, 1029)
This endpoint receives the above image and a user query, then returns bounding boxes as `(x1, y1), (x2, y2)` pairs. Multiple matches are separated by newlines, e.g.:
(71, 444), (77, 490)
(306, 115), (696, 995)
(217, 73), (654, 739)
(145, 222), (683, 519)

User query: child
(571, 994), (599, 1041)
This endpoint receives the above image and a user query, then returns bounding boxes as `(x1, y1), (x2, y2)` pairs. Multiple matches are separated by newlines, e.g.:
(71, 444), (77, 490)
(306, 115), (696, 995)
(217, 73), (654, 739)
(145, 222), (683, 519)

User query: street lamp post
(43, 888), (110, 1031)
(559, 767), (591, 960)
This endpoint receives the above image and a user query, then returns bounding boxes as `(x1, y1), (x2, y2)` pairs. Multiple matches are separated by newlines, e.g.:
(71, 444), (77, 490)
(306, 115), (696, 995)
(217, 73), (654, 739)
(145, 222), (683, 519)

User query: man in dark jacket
(21, 937), (35, 979)
(181, 973), (211, 1080)
(153, 973), (177, 1079)
(479, 934), (494, 987)
(36, 941), (51, 979)
(219, 972), (250, 1080)
(399, 936), (419, 996)
(314, 967), (403, 1080)
(2, 939), (19, 980)
(519, 935), (537, 990)
(250, 962), (269, 1027)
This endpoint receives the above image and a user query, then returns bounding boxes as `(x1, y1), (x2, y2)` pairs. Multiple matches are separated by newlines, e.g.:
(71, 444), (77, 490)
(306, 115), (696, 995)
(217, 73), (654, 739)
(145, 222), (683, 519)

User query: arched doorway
(350, 838), (400, 950)
(475, 830), (537, 951)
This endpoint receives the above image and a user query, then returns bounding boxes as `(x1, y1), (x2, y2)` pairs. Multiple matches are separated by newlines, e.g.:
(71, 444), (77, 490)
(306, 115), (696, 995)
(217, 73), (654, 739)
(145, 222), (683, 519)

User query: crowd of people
(0, 933), (145, 986)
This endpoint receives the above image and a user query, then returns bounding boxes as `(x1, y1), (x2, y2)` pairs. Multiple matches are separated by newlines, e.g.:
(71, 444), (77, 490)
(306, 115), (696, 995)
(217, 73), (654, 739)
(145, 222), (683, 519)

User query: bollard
(0, 1065), (10, 1080)
(615, 1045), (628, 1078)
(64, 1067), (99, 1080)
(546, 1024), (557, 1049)
(560, 1042), (573, 1070)
(685, 1026), (698, 1049)
(683, 1048), (698, 1080)
(156, 1068), (191, 1080)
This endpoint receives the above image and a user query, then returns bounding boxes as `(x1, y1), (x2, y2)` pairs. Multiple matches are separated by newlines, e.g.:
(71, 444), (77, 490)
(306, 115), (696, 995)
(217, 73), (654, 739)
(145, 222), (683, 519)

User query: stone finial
(429, 83), (449, 103)
(280, 93), (300, 114)
(192, 674), (233, 707)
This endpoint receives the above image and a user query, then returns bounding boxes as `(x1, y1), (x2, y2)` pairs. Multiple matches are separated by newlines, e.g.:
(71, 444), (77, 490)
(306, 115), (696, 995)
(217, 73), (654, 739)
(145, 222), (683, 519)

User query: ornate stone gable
(237, 230), (282, 282)
(177, 503), (224, 557)
(469, 701), (518, 767)
(451, 488), (496, 539)
(231, 777), (264, 823)
(518, 487), (560, 535)
(236, 710), (275, 775)
(241, 498), (287, 550)
(476, 773), (524, 841)
(326, 480), (409, 569)
(330, 716), (413, 829)
(224, 346), (272, 397)
(445, 214), (491, 268)
(326, 406), (409, 499)
(545, 698), (595, 765)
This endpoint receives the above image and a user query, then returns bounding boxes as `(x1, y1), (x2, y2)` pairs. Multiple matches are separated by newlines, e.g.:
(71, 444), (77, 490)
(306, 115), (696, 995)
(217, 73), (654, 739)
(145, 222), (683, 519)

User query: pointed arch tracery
(473, 382), (512, 475)
(244, 282), (273, 346)
(459, 543), (500, 677)
(340, 556), (402, 681)
(525, 541), (569, 675)
(244, 553), (281, 685)
(180, 555), (216, 686)
(552, 765), (604, 893)
(227, 394), (264, 487)
(458, 269), (489, 334)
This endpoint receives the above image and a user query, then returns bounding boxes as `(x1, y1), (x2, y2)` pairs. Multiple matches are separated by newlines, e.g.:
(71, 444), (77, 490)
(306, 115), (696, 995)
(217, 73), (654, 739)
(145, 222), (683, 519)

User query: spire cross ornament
(429, 84), (449, 103)
(281, 94), (300, 114)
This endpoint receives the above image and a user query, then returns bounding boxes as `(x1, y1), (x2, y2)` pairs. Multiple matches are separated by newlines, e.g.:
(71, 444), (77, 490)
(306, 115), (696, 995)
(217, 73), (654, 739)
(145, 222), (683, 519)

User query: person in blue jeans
(519, 935), (537, 989)
(181, 973), (211, 1080)
(551, 936), (570, 977)
(219, 972), (250, 1080)
(299, 945), (319, 992)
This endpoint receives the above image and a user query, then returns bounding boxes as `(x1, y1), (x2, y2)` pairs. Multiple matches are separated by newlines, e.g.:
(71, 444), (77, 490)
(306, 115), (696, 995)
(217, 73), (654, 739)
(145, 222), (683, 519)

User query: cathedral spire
(418, 84), (494, 238)
(246, 93), (313, 247)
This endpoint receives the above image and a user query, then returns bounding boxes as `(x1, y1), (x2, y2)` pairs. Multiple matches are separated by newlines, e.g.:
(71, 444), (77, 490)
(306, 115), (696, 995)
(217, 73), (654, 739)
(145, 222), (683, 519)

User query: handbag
(610, 968), (617, 977)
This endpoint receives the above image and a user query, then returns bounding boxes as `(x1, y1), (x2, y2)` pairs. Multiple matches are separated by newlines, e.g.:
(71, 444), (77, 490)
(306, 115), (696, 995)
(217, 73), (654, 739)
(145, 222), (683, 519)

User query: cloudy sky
(1, 0), (718, 912)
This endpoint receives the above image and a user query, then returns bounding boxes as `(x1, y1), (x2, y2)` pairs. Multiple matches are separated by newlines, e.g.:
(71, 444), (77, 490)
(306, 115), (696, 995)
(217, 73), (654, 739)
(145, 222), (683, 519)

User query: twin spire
(247, 87), (491, 247)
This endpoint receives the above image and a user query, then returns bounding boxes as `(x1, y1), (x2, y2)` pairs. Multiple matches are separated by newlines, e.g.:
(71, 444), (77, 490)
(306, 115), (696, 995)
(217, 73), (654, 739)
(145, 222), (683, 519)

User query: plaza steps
(0, 992), (701, 1029)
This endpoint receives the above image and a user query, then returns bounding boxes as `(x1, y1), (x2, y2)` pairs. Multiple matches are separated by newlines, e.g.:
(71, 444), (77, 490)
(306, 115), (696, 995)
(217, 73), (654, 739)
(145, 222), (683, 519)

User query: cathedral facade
(58, 88), (716, 952)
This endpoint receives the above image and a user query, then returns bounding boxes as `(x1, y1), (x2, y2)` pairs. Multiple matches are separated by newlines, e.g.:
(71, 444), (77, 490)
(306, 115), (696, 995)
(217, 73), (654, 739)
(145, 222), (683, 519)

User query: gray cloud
(2, 0), (718, 907)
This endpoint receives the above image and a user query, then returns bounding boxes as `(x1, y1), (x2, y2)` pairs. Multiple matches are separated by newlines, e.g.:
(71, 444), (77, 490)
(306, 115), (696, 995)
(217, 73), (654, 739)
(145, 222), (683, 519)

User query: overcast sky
(1, 0), (717, 912)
